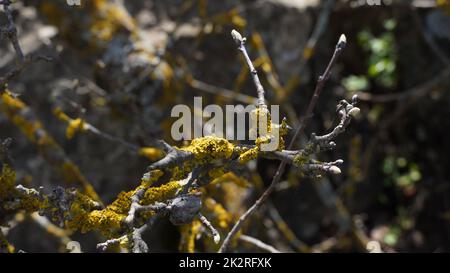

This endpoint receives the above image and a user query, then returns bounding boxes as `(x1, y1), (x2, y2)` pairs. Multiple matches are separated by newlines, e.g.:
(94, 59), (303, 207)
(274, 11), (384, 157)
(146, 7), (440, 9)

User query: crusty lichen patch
(180, 136), (235, 164)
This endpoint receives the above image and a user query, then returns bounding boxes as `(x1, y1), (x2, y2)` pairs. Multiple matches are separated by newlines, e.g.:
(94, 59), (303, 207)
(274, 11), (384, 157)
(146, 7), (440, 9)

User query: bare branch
(198, 213), (220, 244)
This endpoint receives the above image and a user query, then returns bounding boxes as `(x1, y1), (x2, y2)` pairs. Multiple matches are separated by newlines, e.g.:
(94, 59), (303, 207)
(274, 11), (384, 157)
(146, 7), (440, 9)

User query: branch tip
(231, 29), (244, 46)
(337, 34), (347, 49)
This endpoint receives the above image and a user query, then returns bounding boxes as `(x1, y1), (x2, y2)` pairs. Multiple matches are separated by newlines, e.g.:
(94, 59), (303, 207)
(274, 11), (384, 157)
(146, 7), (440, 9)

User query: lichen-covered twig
(219, 34), (348, 253)
(146, 141), (194, 173)
(124, 171), (173, 228)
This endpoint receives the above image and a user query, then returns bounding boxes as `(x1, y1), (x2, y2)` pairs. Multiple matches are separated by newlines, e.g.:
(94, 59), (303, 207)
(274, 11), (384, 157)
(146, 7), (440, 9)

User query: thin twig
(1, 0), (23, 60)
(198, 213), (220, 244)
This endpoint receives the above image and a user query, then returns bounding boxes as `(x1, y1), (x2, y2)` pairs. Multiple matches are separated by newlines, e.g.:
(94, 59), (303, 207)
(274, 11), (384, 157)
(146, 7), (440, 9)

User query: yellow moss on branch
(238, 107), (289, 164)
(203, 198), (232, 230)
(0, 164), (16, 200)
(66, 118), (86, 140)
(179, 219), (202, 253)
(205, 172), (250, 218)
(0, 92), (25, 109)
(53, 108), (87, 140)
(142, 181), (181, 205)
(237, 146), (259, 164)
(210, 172), (250, 189)
(0, 163), (42, 213)
(64, 170), (182, 237)
(139, 147), (164, 161)
(0, 92), (43, 142)
(180, 136), (235, 164)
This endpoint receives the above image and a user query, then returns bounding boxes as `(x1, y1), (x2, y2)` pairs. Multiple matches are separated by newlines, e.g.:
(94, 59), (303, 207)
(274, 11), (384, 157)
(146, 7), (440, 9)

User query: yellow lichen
(303, 46), (315, 60)
(66, 118), (86, 139)
(208, 8), (247, 31)
(180, 136), (235, 164)
(0, 92), (43, 142)
(60, 162), (101, 202)
(204, 172), (250, 218)
(53, 108), (87, 139)
(140, 169), (164, 187)
(237, 106), (277, 163)
(0, 91), (25, 109)
(238, 146), (259, 164)
(63, 170), (182, 237)
(53, 107), (70, 123)
(138, 147), (164, 161)
(142, 180), (181, 205)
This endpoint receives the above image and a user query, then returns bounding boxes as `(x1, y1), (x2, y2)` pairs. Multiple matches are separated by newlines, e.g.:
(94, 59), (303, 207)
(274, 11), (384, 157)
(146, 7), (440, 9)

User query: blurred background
(1, 0), (450, 252)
